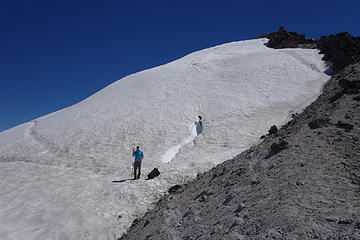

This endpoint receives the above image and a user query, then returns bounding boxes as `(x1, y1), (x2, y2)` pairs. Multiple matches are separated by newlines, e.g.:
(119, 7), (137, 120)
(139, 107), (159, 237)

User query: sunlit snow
(0, 38), (331, 239)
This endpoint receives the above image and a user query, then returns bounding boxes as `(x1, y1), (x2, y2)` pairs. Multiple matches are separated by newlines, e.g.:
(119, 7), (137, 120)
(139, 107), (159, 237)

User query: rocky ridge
(259, 26), (360, 73)
(120, 28), (360, 240)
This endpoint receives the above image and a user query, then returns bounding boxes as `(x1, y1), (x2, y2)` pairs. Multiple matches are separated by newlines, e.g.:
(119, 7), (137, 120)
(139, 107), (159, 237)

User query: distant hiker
(132, 146), (144, 180)
(196, 115), (203, 135)
(198, 116), (203, 128)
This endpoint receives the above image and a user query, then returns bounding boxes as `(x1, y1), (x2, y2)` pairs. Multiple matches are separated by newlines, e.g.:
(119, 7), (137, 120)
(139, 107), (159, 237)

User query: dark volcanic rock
(222, 194), (234, 205)
(264, 139), (289, 159)
(270, 139), (289, 154)
(353, 96), (360, 102)
(260, 27), (360, 73)
(268, 125), (278, 135)
(339, 79), (360, 90)
(329, 90), (345, 103)
(308, 118), (330, 129)
(338, 78), (360, 94)
(318, 32), (360, 72)
(258, 26), (316, 49)
(168, 185), (182, 194)
(336, 121), (354, 132)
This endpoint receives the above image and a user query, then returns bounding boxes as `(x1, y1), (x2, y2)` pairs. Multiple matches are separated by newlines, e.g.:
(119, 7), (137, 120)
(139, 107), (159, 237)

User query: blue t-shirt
(134, 150), (144, 162)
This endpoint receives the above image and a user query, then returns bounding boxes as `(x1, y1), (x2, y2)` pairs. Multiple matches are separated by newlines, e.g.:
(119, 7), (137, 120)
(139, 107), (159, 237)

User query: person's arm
(142, 152), (144, 160)
(132, 149), (135, 157)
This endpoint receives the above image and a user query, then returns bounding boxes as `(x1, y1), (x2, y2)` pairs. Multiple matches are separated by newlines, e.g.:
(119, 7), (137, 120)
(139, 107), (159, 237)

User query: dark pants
(134, 161), (141, 179)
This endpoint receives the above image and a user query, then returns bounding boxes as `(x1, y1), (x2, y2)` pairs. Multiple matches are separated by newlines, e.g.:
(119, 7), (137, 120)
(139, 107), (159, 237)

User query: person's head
(198, 116), (202, 120)
(136, 146), (140, 150)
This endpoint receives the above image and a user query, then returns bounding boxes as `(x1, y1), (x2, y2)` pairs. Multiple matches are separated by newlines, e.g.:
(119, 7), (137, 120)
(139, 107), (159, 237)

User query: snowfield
(0, 38), (330, 239)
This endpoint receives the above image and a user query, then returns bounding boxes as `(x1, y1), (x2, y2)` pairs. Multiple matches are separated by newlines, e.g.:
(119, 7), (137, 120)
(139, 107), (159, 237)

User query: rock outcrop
(260, 27), (360, 73)
(318, 32), (360, 72)
(257, 26), (316, 49)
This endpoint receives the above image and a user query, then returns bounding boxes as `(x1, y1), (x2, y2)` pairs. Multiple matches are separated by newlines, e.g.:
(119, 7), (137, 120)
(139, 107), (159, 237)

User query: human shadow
(112, 178), (133, 183)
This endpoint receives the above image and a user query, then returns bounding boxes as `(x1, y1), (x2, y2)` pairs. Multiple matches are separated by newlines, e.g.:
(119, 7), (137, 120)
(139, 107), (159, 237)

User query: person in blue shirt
(132, 146), (144, 180)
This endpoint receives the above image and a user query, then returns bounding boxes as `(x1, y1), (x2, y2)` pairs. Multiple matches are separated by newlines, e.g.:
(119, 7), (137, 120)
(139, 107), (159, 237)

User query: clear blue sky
(1, 0), (359, 131)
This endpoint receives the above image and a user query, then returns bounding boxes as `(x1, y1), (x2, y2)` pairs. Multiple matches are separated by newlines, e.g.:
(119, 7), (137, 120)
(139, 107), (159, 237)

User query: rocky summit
(120, 28), (360, 240)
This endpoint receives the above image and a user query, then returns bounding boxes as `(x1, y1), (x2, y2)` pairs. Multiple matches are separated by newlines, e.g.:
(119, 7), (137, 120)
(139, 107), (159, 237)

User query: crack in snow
(161, 121), (199, 163)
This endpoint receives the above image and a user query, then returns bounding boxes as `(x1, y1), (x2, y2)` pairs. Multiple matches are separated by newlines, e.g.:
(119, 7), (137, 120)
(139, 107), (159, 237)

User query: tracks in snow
(23, 120), (70, 163)
(24, 121), (50, 155)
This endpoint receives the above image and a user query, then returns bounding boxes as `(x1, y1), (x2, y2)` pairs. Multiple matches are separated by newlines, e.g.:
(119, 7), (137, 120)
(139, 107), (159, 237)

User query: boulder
(308, 118), (330, 129)
(268, 125), (278, 135)
(264, 139), (289, 159)
(270, 140), (289, 154)
(168, 185), (182, 194)
(338, 79), (360, 94)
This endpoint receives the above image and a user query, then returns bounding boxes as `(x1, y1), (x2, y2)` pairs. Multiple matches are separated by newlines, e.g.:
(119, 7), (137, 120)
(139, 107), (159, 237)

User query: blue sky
(1, 0), (359, 131)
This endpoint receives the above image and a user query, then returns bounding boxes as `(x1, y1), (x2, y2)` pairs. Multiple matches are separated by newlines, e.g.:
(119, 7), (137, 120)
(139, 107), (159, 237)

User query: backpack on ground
(147, 168), (160, 180)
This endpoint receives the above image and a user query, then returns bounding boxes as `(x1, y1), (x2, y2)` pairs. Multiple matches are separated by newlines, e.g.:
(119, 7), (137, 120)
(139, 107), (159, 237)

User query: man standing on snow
(132, 146), (144, 180)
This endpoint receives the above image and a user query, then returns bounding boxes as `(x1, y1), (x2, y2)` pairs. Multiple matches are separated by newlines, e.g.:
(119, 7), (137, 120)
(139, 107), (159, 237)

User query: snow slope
(0, 38), (330, 239)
